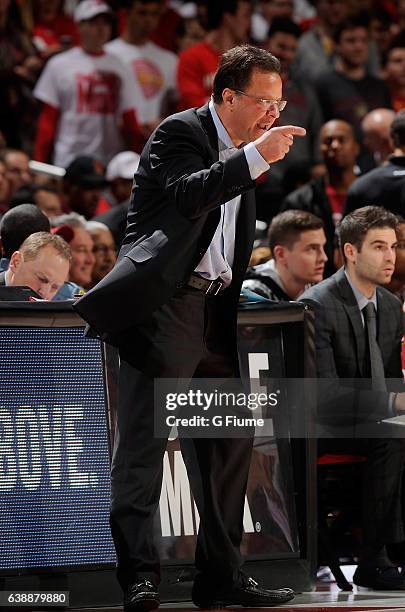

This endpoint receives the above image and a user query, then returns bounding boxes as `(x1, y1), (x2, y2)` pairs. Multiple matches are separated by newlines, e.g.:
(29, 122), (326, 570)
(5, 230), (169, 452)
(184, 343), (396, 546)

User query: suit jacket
(74, 104), (257, 344)
(300, 267), (404, 429)
(344, 155), (405, 216)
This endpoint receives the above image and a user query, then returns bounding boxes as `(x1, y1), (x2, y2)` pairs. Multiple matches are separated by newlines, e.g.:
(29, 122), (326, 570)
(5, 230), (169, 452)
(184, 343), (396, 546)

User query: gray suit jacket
(300, 267), (403, 429)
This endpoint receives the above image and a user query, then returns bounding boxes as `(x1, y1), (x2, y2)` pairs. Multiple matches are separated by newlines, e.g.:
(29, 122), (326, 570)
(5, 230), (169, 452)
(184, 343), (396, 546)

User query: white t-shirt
(105, 38), (177, 124)
(34, 46), (141, 167)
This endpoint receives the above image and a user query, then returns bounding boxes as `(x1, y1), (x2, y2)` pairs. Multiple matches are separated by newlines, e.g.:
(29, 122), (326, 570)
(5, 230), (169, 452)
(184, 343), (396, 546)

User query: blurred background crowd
(0, 0), (404, 305)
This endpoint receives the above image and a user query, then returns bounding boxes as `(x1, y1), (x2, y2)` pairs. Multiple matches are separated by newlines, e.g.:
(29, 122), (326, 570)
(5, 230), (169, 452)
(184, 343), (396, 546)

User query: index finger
(277, 125), (307, 137)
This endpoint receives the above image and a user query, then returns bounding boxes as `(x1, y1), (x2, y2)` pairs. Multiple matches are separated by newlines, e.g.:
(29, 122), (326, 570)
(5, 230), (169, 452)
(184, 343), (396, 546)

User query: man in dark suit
(74, 45), (305, 611)
(345, 110), (405, 216)
(300, 206), (405, 590)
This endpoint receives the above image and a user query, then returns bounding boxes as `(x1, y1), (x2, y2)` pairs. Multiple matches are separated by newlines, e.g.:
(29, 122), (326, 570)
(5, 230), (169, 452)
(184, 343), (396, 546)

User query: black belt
(186, 273), (224, 296)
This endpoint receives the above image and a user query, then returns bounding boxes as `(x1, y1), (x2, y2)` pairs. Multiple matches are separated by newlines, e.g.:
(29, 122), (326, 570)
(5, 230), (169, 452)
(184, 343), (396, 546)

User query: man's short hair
(86, 220), (110, 233)
(339, 206), (398, 256)
(333, 11), (370, 44)
(267, 17), (301, 40)
(213, 44), (280, 104)
(206, 0), (245, 31)
(51, 212), (87, 229)
(268, 210), (324, 253)
(0, 204), (50, 259)
(390, 110), (405, 148)
(19, 231), (72, 264)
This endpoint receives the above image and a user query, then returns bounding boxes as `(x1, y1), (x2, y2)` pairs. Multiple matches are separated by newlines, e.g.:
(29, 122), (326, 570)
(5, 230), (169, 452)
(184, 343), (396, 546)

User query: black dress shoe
(353, 566), (405, 590)
(192, 573), (294, 608)
(124, 579), (160, 611)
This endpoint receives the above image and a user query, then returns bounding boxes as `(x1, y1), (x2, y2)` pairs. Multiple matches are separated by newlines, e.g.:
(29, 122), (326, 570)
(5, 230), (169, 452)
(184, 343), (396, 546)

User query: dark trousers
(319, 437), (404, 563)
(110, 287), (253, 589)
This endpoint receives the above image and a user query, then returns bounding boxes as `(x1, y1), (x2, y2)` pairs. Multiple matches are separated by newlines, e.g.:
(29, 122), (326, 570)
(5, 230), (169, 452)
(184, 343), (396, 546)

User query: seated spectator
(94, 151), (140, 247)
(383, 32), (405, 112)
(296, 1), (381, 84)
(387, 216), (405, 303)
(361, 107), (395, 168)
(96, 150), (140, 213)
(177, 0), (251, 110)
(52, 212), (95, 299)
(33, 0), (143, 168)
(10, 183), (62, 218)
(32, 0), (79, 58)
(86, 221), (117, 287)
(300, 207), (405, 591)
(345, 109), (405, 216)
(0, 231), (70, 301)
(264, 18), (324, 188)
(315, 13), (392, 141)
(0, 203), (50, 272)
(106, 0), (178, 140)
(281, 120), (360, 276)
(2, 149), (32, 199)
(296, 0), (350, 84)
(63, 156), (108, 220)
(243, 210), (327, 300)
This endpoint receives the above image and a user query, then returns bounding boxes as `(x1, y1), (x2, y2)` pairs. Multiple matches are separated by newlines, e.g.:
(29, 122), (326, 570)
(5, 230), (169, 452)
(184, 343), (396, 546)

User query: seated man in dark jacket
(243, 210), (327, 300)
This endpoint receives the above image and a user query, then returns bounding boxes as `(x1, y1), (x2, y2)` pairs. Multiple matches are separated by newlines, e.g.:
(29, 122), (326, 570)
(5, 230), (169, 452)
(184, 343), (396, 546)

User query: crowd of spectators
(0, 0), (402, 306)
(0, 0), (402, 259)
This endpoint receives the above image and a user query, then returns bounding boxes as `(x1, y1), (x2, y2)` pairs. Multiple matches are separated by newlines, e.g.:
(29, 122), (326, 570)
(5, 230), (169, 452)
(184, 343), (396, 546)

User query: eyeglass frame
(232, 89), (287, 112)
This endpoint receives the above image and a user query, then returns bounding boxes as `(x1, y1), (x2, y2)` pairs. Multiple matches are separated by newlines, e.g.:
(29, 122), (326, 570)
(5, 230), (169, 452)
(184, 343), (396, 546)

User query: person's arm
(121, 109), (145, 153)
(343, 182), (361, 216)
(149, 118), (305, 219)
(34, 102), (60, 162)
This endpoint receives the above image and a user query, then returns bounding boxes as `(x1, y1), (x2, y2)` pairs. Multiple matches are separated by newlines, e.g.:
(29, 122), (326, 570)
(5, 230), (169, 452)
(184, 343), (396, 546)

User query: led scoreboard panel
(0, 321), (116, 570)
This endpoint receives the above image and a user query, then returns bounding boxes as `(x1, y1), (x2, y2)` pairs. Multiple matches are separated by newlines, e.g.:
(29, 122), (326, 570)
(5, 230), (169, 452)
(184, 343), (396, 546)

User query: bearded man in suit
(75, 44), (305, 611)
(301, 206), (405, 590)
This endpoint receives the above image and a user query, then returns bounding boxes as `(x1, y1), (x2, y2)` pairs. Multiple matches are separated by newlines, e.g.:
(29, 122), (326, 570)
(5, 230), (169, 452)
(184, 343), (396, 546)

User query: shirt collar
(209, 98), (235, 151)
(344, 269), (377, 312)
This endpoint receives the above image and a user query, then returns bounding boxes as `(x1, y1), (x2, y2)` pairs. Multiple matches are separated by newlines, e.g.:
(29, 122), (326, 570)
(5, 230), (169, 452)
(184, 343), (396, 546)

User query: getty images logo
(159, 353), (272, 537)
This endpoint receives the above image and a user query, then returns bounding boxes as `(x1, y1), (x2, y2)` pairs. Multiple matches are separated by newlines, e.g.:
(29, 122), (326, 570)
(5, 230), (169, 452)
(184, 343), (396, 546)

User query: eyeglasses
(233, 89), (287, 112)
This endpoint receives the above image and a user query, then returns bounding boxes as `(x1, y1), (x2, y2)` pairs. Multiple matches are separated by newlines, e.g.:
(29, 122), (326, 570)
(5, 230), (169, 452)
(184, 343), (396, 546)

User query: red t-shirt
(325, 184), (346, 227)
(177, 41), (220, 110)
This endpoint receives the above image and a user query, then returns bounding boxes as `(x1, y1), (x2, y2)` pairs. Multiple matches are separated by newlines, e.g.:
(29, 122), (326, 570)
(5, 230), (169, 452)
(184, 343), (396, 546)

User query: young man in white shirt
(106, 0), (178, 139)
(34, 0), (144, 167)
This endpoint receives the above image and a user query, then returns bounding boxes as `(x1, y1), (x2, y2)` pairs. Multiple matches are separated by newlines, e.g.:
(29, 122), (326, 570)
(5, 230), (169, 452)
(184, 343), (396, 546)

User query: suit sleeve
(302, 296), (394, 429)
(148, 118), (255, 219)
(385, 304), (404, 387)
(344, 182), (362, 216)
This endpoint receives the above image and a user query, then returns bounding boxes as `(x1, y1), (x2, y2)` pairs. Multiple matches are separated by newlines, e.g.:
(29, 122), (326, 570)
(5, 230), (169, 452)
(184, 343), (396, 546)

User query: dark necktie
(362, 302), (386, 391)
